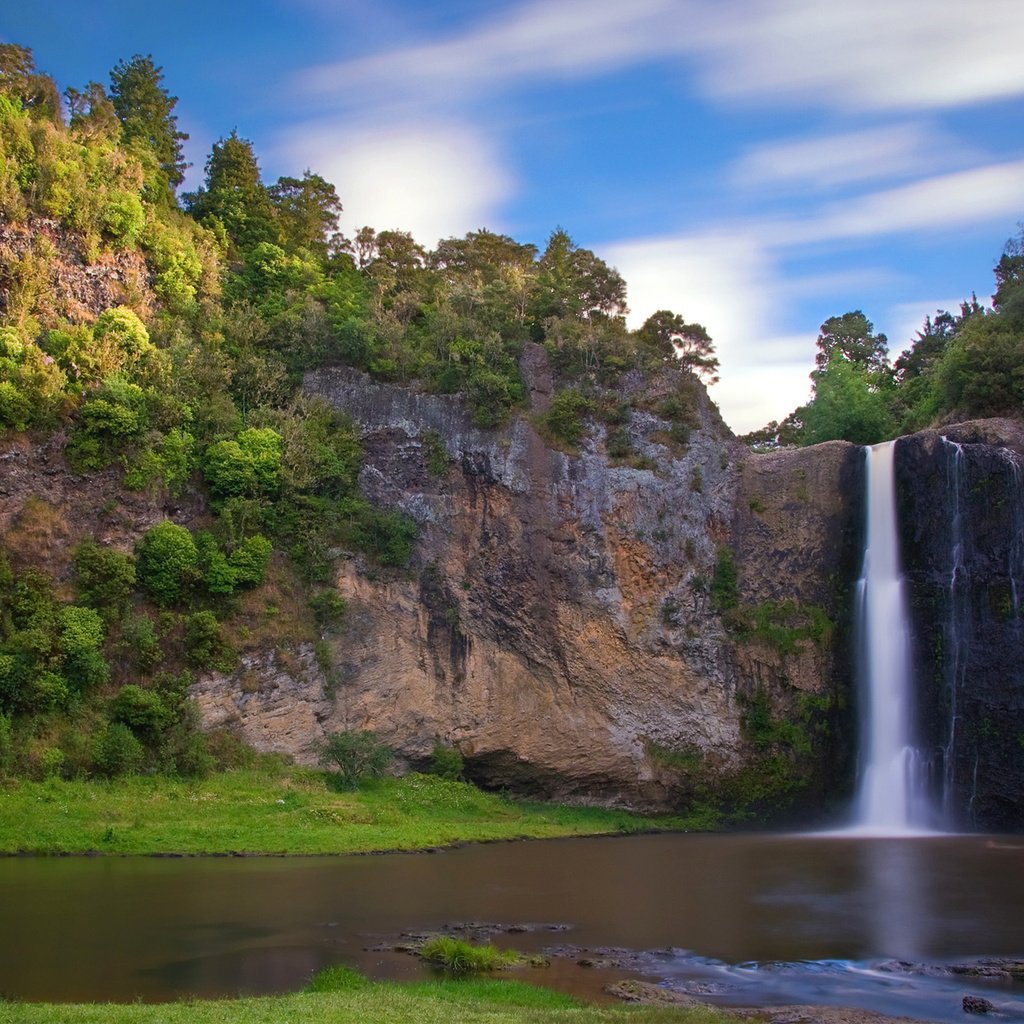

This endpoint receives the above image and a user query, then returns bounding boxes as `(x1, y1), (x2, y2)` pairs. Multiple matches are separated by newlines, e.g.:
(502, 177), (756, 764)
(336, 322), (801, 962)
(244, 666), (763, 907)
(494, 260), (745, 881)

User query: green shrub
(710, 546), (739, 613)
(110, 684), (172, 736)
(227, 534), (273, 587)
(203, 427), (283, 501)
(183, 611), (236, 672)
(317, 729), (393, 790)
(429, 743), (465, 781)
(540, 388), (593, 448)
(136, 521), (199, 606)
(420, 937), (520, 976)
(38, 745), (65, 781)
(93, 721), (145, 777)
(119, 613), (163, 672)
(308, 590), (347, 628)
(58, 605), (110, 691)
(73, 539), (136, 617)
(0, 712), (13, 776)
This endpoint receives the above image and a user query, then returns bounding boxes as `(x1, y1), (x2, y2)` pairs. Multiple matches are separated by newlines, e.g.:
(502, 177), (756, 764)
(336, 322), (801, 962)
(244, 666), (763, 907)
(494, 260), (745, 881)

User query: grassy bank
(0, 973), (736, 1024)
(0, 763), (704, 855)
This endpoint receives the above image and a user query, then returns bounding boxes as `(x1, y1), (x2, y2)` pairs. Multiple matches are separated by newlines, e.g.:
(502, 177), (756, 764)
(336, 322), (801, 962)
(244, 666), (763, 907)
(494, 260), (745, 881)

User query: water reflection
(0, 833), (1020, 1020)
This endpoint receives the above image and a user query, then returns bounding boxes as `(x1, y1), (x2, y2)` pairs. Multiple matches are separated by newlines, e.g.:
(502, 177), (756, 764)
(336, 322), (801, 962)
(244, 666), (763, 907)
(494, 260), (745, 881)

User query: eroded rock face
(238, 353), (862, 810)
(0, 219), (153, 326)
(896, 421), (1024, 830)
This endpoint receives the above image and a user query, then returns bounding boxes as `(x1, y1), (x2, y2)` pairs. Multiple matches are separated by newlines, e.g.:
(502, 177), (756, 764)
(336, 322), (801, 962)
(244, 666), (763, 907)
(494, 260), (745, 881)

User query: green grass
(0, 974), (740, 1024)
(0, 765), (700, 855)
(420, 936), (523, 975)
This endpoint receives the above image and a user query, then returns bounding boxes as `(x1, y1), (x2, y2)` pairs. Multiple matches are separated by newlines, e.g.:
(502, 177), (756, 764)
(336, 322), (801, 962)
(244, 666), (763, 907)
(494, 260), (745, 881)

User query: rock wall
(202, 351), (860, 811)
(896, 420), (1024, 830)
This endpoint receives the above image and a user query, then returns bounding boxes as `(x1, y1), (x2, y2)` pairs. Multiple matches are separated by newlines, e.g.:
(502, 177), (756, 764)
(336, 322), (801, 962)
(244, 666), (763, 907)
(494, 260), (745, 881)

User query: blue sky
(6, 0), (1024, 432)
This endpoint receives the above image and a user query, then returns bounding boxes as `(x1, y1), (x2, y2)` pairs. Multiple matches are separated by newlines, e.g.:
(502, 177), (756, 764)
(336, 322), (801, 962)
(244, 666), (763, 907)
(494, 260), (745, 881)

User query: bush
(0, 712), (13, 777)
(183, 611), (236, 672)
(317, 729), (392, 790)
(136, 521), (199, 606)
(73, 539), (136, 617)
(58, 605), (110, 691)
(540, 388), (593, 448)
(110, 684), (172, 736)
(93, 721), (145, 777)
(429, 743), (465, 781)
(308, 590), (347, 628)
(304, 965), (371, 994)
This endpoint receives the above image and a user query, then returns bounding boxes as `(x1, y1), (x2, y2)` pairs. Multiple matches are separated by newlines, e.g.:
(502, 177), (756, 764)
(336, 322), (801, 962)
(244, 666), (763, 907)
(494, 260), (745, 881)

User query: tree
(802, 358), (894, 445)
(531, 228), (627, 323)
(64, 81), (118, 140)
(638, 310), (720, 382)
(814, 311), (889, 374)
(136, 521), (199, 606)
(317, 729), (392, 790)
(0, 44), (60, 122)
(184, 131), (277, 251)
(268, 171), (342, 257)
(109, 54), (188, 194)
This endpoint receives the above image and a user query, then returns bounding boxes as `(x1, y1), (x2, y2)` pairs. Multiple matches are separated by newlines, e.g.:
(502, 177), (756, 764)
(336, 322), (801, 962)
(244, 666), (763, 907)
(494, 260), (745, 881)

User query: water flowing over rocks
(895, 420), (1024, 830)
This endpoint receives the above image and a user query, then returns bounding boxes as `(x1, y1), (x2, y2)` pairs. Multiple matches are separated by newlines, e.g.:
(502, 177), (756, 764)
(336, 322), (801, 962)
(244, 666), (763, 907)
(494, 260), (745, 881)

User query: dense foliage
(744, 241), (1024, 449)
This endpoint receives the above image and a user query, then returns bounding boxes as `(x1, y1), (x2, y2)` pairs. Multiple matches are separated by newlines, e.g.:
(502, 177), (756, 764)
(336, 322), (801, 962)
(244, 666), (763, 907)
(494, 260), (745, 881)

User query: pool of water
(0, 832), (1021, 1020)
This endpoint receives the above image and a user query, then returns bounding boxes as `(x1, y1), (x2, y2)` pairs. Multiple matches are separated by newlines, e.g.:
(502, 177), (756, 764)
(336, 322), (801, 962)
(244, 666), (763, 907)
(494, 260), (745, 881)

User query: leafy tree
(136, 521), (199, 606)
(0, 44), (60, 122)
(540, 387), (593, 447)
(64, 81), (119, 140)
(317, 729), (393, 790)
(92, 721), (145, 776)
(934, 313), (1024, 417)
(58, 605), (110, 691)
(638, 310), (720, 382)
(814, 311), (889, 374)
(184, 131), (277, 251)
(802, 358), (895, 445)
(203, 427), (283, 501)
(109, 54), (188, 196)
(268, 171), (342, 257)
(73, 540), (136, 618)
(531, 228), (627, 324)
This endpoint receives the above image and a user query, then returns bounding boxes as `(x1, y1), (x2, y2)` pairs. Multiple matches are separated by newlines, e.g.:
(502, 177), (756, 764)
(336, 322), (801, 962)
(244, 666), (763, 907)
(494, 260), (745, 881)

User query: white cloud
(276, 119), (515, 247)
(729, 123), (967, 192)
(295, 0), (1024, 118)
(695, 0), (1024, 112)
(604, 232), (815, 432)
(771, 161), (1024, 247)
(296, 0), (687, 108)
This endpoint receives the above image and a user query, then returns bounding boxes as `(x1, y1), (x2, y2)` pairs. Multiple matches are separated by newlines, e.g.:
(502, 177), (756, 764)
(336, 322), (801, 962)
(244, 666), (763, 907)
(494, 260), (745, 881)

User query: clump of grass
(420, 936), (521, 976)
(303, 964), (371, 993)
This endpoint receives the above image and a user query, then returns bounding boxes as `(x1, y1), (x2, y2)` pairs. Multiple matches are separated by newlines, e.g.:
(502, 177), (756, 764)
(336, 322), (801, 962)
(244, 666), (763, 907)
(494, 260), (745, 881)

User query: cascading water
(851, 441), (933, 833)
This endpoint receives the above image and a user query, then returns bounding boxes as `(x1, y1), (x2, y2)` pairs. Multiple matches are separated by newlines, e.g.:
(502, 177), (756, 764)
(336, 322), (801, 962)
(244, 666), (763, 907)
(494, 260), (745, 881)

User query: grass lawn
(0, 972), (738, 1024)
(0, 764), (706, 855)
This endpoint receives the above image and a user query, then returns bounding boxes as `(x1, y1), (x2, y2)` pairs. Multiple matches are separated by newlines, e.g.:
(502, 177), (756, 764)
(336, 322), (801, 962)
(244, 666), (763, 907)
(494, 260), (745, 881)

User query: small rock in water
(963, 995), (994, 1014)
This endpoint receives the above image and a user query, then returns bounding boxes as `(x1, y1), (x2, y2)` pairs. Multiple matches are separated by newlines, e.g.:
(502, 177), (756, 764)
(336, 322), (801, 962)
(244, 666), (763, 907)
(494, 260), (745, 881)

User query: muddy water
(0, 833), (1021, 1019)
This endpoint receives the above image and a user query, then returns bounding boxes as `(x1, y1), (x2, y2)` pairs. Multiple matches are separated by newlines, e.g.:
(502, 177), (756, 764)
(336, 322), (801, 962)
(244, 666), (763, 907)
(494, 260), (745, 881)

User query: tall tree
(531, 229), (627, 324)
(637, 310), (720, 382)
(268, 171), (342, 258)
(184, 131), (277, 252)
(814, 311), (889, 374)
(109, 54), (188, 194)
(0, 44), (60, 122)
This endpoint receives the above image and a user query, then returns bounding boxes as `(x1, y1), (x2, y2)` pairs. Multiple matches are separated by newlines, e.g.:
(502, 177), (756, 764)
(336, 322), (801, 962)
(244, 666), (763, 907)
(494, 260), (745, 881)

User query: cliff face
(189, 349), (861, 811)
(896, 420), (1024, 830)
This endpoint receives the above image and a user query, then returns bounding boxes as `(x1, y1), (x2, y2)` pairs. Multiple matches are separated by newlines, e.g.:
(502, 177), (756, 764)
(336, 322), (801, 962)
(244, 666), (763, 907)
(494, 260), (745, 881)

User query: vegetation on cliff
(0, 43), (725, 790)
(744, 237), (1024, 448)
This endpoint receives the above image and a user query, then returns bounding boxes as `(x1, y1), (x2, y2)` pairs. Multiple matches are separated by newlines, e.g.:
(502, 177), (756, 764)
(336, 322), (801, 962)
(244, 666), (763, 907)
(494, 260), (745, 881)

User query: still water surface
(1, 833), (1022, 1020)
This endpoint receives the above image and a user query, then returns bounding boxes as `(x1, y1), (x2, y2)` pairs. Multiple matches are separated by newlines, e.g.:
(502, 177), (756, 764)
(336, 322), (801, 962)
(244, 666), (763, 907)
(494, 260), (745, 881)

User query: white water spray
(851, 441), (932, 833)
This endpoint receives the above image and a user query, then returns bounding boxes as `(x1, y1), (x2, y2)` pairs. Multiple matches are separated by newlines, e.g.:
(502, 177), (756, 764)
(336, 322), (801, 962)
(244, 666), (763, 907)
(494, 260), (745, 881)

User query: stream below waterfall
(1, 832), (1022, 1022)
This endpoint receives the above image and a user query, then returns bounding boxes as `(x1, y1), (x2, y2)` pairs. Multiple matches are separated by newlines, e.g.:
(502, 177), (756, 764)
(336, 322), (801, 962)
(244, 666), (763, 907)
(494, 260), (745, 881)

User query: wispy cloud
(729, 123), (969, 192)
(772, 160), (1024, 246)
(295, 0), (1024, 116)
(694, 0), (1024, 112)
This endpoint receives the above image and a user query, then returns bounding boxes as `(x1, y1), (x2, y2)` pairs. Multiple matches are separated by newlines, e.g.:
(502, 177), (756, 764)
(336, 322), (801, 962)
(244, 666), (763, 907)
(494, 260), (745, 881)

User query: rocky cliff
(896, 420), (1024, 830)
(193, 349), (863, 813)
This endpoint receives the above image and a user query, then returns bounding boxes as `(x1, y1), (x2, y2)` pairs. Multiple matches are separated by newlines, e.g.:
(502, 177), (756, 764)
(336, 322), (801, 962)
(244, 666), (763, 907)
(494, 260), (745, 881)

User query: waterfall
(851, 441), (933, 833)
(940, 437), (968, 824)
